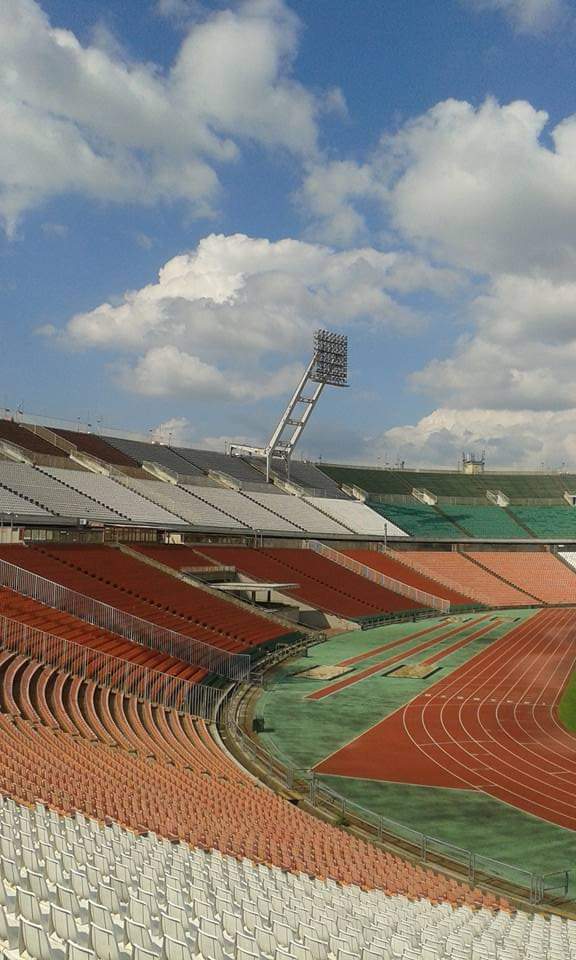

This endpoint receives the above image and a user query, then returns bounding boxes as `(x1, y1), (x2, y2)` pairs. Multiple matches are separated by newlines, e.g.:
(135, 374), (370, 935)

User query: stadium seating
(0, 651), (509, 911)
(106, 436), (205, 476)
(41, 468), (184, 526)
(369, 501), (463, 538)
(437, 505), (527, 539)
(509, 506), (576, 539)
(0, 463), (123, 522)
(0, 419), (68, 459)
(200, 546), (425, 619)
(270, 459), (350, 497)
(174, 446), (266, 483)
(307, 497), (408, 536)
(244, 490), (349, 534)
(52, 428), (143, 468)
(181, 485), (300, 532)
(0, 545), (292, 653)
(320, 463), (576, 499)
(345, 550), (473, 606)
(392, 551), (535, 606)
(131, 544), (222, 570)
(470, 550), (576, 604)
(0, 486), (52, 518)
(559, 551), (576, 576)
(2, 791), (541, 960)
(0, 587), (208, 683)
(118, 476), (248, 528)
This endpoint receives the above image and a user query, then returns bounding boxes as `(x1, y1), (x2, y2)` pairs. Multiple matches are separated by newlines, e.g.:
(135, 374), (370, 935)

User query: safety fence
(0, 558), (250, 680)
(306, 539), (449, 613)
(225, 706), (572, 906)
(0, 614), (223, 718)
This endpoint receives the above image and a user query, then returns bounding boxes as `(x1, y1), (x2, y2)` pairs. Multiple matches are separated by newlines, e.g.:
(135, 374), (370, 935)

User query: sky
(3, 0), (576, 468)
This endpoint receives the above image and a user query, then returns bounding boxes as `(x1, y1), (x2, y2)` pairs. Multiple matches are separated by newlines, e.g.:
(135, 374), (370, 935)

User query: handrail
(224, 693), (572, 906)
(306, 540), (449, 613)
(0, 614), (221, 718)
(0, 558), (250, 681)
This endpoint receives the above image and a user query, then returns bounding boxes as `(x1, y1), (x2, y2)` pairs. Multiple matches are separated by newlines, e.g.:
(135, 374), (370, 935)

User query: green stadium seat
(508, 506), (576, 538)
(368, 502), (462, 538)
(438, 506), (526, 539)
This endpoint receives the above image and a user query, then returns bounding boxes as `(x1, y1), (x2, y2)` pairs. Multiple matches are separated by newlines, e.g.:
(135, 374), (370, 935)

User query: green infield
(256, 608), (576, 895)
(559, 666), (576, 734)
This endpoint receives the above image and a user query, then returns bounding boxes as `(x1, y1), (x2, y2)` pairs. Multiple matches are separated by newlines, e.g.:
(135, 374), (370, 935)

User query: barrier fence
(225, 711), (572, 906)
(0, 614), (222, 718)
(306, 540), (449, 613)
(0, 558), (250, 681)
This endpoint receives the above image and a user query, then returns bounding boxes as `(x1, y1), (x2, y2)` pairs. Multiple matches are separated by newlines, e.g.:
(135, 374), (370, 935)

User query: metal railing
(310, 778), (555, 904)
(306, 540), (449, 613)
(225, 707), (572, 906)
(0, 558), (250, 681)
(0, 614), (222, 718)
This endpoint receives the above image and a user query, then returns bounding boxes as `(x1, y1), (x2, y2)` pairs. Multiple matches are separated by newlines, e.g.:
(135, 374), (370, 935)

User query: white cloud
(412, 274), (576, 411)
(155, 0), (203, 22)
(316, 94), (576, 467)
(119, 346), (303, 400)
(55, 232), (456, 401)
(0, 0), (320, 233)
(298, 160), (388, 244)
(149, 416), (194, 445)
(148, 417), (253, 451)
(375, 407), (576, 469)
(381, 97), (576, 277)
(465, 0), (566, 33)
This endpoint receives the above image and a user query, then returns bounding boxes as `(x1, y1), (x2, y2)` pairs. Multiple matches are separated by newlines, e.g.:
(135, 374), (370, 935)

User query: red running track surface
(315, 607), (576, 830)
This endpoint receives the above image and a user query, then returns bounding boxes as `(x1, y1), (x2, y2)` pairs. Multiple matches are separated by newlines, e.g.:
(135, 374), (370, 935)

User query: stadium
(6, 0), (576, 956)
(2, 323), (576, 960)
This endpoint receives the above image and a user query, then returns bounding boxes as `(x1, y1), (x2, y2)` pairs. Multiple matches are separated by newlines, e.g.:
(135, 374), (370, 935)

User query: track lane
(317, 608), (576, 829)
(308, 615), (497, 701)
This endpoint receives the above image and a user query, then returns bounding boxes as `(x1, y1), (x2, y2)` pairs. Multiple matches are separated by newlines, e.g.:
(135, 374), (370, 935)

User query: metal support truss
(229, 330), (348, 482)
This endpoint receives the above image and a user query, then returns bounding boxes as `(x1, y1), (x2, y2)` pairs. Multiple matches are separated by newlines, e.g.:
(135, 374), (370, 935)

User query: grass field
(257, 609), (576, 893)
(559, 667), (576, 734)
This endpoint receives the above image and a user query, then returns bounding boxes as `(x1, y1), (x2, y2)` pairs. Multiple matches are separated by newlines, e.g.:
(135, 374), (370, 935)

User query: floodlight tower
(229, 329), (348, 482)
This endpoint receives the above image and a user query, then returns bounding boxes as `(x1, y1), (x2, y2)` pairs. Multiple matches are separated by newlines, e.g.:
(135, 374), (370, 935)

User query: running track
(315, 608), (576, 830)
(307, 614), (496, 700)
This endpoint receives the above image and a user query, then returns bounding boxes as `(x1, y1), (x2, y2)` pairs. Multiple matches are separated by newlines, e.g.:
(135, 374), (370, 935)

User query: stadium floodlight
(230, 329), (349, 482)
(312, 330), (348, 387)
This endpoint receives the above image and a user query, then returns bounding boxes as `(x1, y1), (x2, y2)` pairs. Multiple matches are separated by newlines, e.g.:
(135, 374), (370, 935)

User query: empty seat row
(0, 420), (68, 459)
(41, 469), (184, 526)
(117, 478), (246, 529)
(319, 463), (576, 500)
(510, 506), (576, 539)
(0, 464), (121, 522)
(438, 505), (527, 539)
(246, 492), (348, 535)
(0, 587), (208, 686)
(52, 429), (142, 469)
(199, 547), (424, 620)
(1, 790), (541, 960)
(0, 649), (511, 916)
(0, 544), (292, 654)
(105, 437), (205, 477)
(470, 551), (576, 604)
(0, 486), (52, 518)
(392, 551), (534, 607)
(368, 501), (462, 539)
(182, 486), (300, 532)
(307, 498), (408, 536)
(344, 551), (472, 607)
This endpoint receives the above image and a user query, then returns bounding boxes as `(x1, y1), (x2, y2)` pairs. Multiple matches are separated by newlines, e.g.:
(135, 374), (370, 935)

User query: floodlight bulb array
(312, 329), (348, 387)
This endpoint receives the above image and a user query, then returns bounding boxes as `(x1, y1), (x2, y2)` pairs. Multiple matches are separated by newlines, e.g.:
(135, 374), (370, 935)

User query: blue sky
(2, 0), (576, 467)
